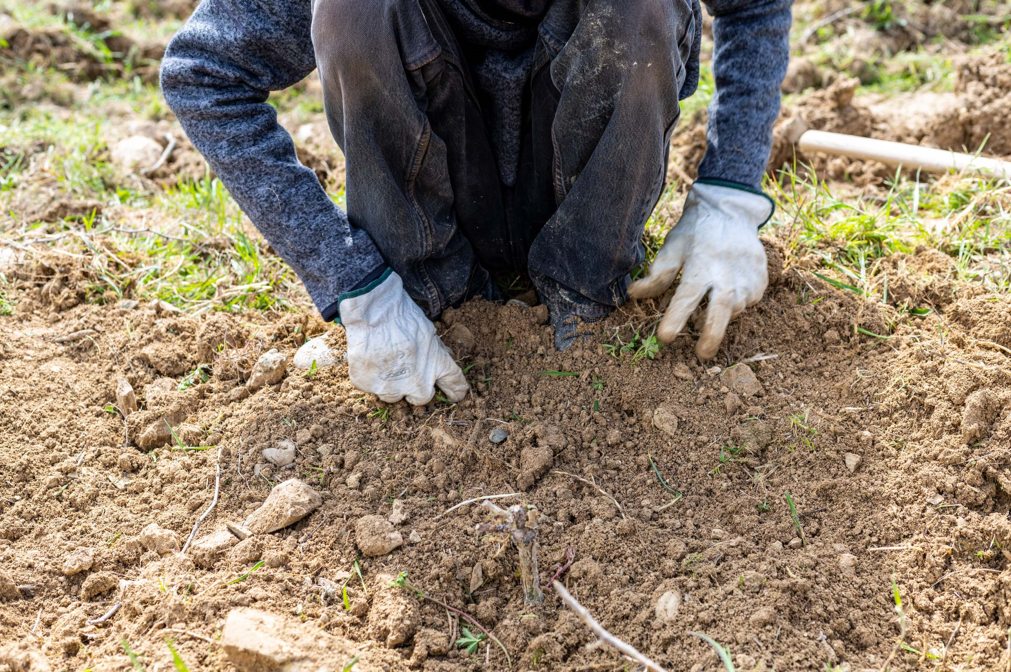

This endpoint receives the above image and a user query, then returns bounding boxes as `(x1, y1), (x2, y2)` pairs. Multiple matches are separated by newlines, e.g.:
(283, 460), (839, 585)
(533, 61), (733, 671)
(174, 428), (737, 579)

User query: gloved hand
(339, 270), (469, 405)
(628, 180), (773, 360)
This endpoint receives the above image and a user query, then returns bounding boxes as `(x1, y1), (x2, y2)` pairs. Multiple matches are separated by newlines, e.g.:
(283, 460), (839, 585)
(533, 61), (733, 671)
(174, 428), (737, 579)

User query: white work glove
(339, 270), (469, 405)
(629, 180), (773, 360)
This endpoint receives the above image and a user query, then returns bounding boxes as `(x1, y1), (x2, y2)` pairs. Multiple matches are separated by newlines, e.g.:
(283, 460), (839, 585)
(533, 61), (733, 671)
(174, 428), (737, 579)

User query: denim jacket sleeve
(698, 0), (794, 189)
(160, 0), (385, 320)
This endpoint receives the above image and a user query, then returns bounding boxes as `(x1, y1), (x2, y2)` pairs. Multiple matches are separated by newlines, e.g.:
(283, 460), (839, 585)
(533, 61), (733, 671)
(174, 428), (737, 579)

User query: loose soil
(2, 1), (1011, 671)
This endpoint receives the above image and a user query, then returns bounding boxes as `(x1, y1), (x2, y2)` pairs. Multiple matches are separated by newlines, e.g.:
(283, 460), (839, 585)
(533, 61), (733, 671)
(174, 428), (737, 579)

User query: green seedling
(647, 452), (682, 497)
(538, 370), (578, 376)
(106, 532), (121, 546)
(166, 640), (192, 672)
(341, 654), (360, 671)
(302, 359), (318, 377)
(342, 585), (351, 611)
(164, 421), (212, 451)
(226, 560), (264, 585)
(456, 627), (487, 655)
(389, 572), (510, 666)
(590, 375), (605, 392)
(784, 492), (805, 545)
(369, 407), (389, 428)
(122, 639), (146, 672)
(690, 632), (736, 672)
(178, 364), (211, 391)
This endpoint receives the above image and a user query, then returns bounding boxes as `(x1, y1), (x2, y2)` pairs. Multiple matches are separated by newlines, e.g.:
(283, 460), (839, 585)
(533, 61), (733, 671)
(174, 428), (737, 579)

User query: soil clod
(244, 479), (322, 534)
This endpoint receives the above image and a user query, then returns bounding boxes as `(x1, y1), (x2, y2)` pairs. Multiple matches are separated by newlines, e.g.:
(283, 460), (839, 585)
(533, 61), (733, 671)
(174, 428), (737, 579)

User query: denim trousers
(311, 0), (699, 318)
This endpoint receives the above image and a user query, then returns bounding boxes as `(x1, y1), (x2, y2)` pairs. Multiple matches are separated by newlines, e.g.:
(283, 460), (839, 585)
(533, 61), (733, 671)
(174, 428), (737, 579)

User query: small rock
(443, 323), (476, 356)
(652, 404), (680, 436)
(823, 329), (841, 345)
(246, 349), (286, 391)
(111, 135), (162, 173)
(295, 429), (312, 446)
(750, 607), (776, 628)
(787, 537), (803, 549)
(767, 541), (783, 554)
(80, 572), (118, 600)
(388, 499), (408, 525)
(844, 453), (862, 473)
(118, 299), (139, 310)
(673, 362), (694, 381)
(228, 386), (250, 402)
(244, 479), (322, 534)
(355, 515), (404, 557)
(293, 334), (342, 370)
(469, 563), (484, 594)
(346, 473), (361, 490)
(722, 364), (763, 397)
(191, 529), (238, 568)
(409, 530), (421, 544)
(655, 591), (681, 623)
(221, 607), (359, 670)
(368, 575), (421, 647)
(139, 523), (180, 555)
(838, 553), (857, 577)
(606, 429), (622, 446)
(263, 439), (296, 468)
(489, 428), (509, 444)
(61, 547), (94, 576)
(115, 378), (137, 415)
(0, 570), (20, 600)
(926, 494), (944, 506)
(517, 444), (553, 490)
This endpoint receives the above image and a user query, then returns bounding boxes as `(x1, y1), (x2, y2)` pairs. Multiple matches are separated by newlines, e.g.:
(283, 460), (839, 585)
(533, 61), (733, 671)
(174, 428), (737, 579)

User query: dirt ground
(2, 2), (1011, 672)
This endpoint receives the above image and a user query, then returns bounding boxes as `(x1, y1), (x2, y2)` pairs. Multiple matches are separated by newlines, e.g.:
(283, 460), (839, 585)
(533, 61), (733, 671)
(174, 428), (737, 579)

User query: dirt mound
(1, 240), (1009, 670)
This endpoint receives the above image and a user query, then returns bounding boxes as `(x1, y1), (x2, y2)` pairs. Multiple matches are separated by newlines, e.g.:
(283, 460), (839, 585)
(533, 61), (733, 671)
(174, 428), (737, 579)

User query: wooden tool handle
(796, 129), (1011, 180)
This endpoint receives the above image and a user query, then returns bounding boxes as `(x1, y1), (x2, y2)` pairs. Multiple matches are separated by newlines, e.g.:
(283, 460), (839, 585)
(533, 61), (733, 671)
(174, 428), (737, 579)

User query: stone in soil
(190, 529), (238, 568)
(221, 607), (364, 672)
(80, 572), (118, 600)
(139, 523), (180, 555)
(0, 570), (19, 600)
(244, 479), (322, 534)
(61, 547), (94, 576)
(652, 404), (680, 436)
(115, 377), (137, 415)
(388, 499), (408, 525)
(293, 334), (342, 369)
(263, 439), (296, 468)
(111, 135), (162, 173)
(722, 364), (764, 397)
(443, 323), (476, 356)
(517, 444), (553, 490)
(368, 574), (421, 647)
(355, 515), (403, 557)
(839, 553), (858, 577)
(655, 591), (681, 623)
(844, 453), (863, 473)
(489, 428), (509, 444)
(246, 349), (287, 391)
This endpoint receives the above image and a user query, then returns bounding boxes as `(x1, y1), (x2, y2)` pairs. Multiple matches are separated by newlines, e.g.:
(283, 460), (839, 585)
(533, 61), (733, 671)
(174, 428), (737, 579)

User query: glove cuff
(334, 267), (394, 326)
(693, 178), (776, 228)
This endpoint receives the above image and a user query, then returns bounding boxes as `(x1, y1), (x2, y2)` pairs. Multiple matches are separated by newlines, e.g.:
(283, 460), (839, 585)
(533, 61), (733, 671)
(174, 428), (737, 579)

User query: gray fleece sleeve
(160, 0), (385, 319)
(698, 0), (793, 189)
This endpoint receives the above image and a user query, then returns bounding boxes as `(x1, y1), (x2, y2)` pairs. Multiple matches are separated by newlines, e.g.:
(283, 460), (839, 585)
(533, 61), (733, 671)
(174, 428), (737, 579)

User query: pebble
(652, 405), (680, 436)
(844, 452), (862, 473)
(115, 378), (137, 415)
(489, 428), (509, 444)
(139, 523), (180, 555)
(722, 364), (764, 397)
(111, 135), (162, 173)
(246, 349), (287, 391)
(244, 479), (322, 534)
(388, 499), (408, 525)
(355, 515), (404, 557)
(655, 591), (681, 623)
(191, 529), (238, 569)
(838, 553), (857, 577)
(749, 607), (776, 628)
(263, 439), (296, 468)
(292, 334), (343, 370)
(118, 299), (138, 310)
(409, 530), (421, 544)
(0, 570), (21, 600)
(61, 547), (94, 576)
(80, 572), (118, 600)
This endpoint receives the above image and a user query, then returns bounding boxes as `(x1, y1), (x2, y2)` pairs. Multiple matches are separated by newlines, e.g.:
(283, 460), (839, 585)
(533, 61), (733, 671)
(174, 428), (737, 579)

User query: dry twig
(551, 470), (625, 519)
(435, 493), (519, 520)
(182, 448), (222, 554)
(552, 580), (666, 672)
(85, 601), (122, 626)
